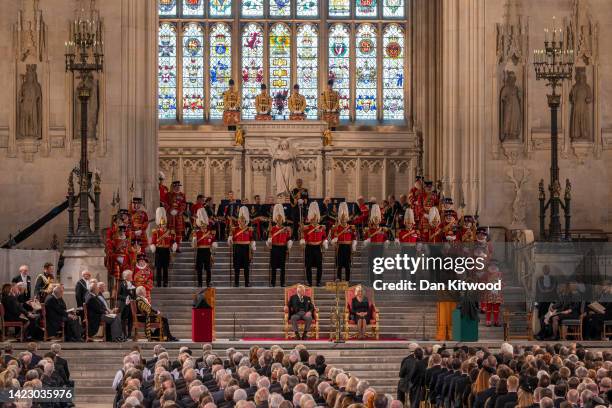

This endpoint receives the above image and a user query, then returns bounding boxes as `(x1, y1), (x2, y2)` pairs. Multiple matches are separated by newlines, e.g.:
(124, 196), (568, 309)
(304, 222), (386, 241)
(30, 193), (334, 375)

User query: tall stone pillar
(119, 0), (158, 213)
(440, 0), (486, 214)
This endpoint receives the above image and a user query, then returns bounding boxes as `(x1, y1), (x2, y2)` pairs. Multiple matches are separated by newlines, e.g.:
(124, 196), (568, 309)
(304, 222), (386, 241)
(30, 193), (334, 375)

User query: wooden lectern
(192, 288), (215, 342)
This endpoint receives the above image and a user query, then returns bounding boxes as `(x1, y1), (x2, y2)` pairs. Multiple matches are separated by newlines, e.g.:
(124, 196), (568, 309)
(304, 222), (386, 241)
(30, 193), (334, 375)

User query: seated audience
(86, 281), (126, 342)
(44, 285), (83, 341)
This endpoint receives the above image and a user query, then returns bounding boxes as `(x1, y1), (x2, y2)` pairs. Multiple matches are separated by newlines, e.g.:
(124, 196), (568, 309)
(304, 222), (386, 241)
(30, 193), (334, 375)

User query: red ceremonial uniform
(408, 187), (423, 221)
(151, 227), (175, 248)
(397, 228), (420, 243)
(159, 183), (169, 207)
(331, 224), (356, 244)
(418, 192), (440, 230)
(424, 224), (443, 243)
(352, 204), (369, 226)
(232, 226), (254, 243)
(303, 224), (327, 244)
(166, 191), (187, 242)
(270, 225), (291, 245)
(111, 237), (130, 279)
(129, 208), (149, 246)
(365, 226), (389, 243)
(460, 226), (476, 243)
(133, 263), (154, 301)
(194, 227), (216, 247)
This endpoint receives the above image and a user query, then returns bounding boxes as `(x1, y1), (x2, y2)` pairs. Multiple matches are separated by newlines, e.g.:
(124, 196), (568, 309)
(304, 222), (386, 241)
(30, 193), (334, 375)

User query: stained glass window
(158, 23), (177, 120)
(329, 0), (350, 17)
(210, 23), (232, 120)
(383, 0), (404, 17)
(182, 0), (204, 15)
(296, 24), (318, 119)
(270, 0), (291, 17)
(159, 0), (177, 16)
(328, 24), (350, 119)
(355, 24), (377, 120)
(383, 24), (405, 120)
(242, 0), (264, 17)
(181, 23), (205, 120)
(297, 0), (318, 17)
(210, 0), (232, 17)
(241, 23), (264, 119)
(269, 23), (291, 117)
(356, 0), (377, 17)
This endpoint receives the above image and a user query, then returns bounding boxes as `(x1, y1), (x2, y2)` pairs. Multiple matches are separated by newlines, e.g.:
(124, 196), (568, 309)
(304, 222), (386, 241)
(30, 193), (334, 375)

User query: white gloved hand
(117, 256), (124, 265)
(212, 242), (218, 249)
(251, 241), (256, 251)
(352, 240), (357, 252)
(266, 238), (272, 248)
(172, 243), (178, 252)
(323, 240), (329, 250)
(300, 239), (306, 245)
(171, 210), (178, 216)
(394, 238), (401, 248)
(331, 237), (338, 245)
(227, 236), (233, 245)
(149, 244), (156, 253)
(191, 237), (197, 248)
(384, 240), (390, 248)
(287, 240), (293, 250)
(363, 238), (370, 247)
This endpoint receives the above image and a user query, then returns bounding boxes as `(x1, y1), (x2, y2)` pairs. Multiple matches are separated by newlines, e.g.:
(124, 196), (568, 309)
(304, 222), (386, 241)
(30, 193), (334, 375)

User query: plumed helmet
(428, 207), (440, 225)
(196, 208), (209, 227)
(370, 204), (381, 224)
(158, 171), (165, 180)
(404, 208), (415, 225)
(307, 201), (320, 223)
(238, 206), (250, 223)
(273, 203), (286, 223)
(155, 207), (167, 226)
(338, 202), (349, 222)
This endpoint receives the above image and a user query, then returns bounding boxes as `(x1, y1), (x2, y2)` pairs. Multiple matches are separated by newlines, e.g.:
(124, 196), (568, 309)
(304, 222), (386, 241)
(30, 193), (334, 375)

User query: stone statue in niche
(507, 166), (530, 229)
(569, 67), (593, 142)
(18, 64), (42, 140)
(269, 138), (297, 197)
(74, 72), (99, 139)
(499, 71), (522, 142)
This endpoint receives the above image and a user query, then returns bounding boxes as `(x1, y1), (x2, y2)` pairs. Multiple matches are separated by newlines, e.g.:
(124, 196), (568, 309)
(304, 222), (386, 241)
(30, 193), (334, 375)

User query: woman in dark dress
(351, 285), (371, 339)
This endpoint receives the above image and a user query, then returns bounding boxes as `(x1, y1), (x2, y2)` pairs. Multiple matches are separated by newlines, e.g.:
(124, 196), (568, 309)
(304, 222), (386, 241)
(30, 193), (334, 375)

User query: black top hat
(293, 84), (300, 90)
(424, 181), (433, 187)
(118, 225), (127, 231)
(131, 239), (141, 246)
(228, 79), (235, 85)
(415, 175), (424, 181)
(443, 197), (454, 204)
(477, 227), (488, 235)
(444, 210), (455, 217)
(172, 180), (182, 186)
(132, 197), (142, 203)
(119, 209), (129, 215)
(463, 215), (474, 222)
(327, 79), (334, 86)
(260, 83), (267, 90)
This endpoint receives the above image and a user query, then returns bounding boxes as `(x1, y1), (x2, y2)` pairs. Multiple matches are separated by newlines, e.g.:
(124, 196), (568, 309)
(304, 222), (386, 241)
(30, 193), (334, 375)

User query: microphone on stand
(229, 312), (238, 341)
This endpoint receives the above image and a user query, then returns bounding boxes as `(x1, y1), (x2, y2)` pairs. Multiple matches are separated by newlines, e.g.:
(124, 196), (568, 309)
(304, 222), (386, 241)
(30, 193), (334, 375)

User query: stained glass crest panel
(270, 0), (291, 17)
(296, 24), (318, 119)
(242, 0), (264, 17)
(159, 0), (177, 16)
(383, 0), (404, 18)
(158, 22), (177, 120)
(328, 24), (350, 119)
(182, 23), (205, 120)
(355, 24), (377, 120)
(210, 0), (232, 17)
(329, 0), (349, 17)
(182, 0), (204, 15)
(383, 24), (405, 120)
(297, 0), (318, 17)
(356, 0), (377, 17)
(210, 23), (232, 120)
(241, 23), (264, 119)
(269, 23), (291, 117)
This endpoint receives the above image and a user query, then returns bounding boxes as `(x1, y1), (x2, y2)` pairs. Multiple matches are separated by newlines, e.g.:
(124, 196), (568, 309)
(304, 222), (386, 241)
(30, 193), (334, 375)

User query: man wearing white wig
(228, 206), (256, 287)
(267, 204), (293, 287)
(150, 207), (177, 287)
(191, 208), (217, 287)
(330, 202), (357, 282)
(300, 202), (328, 286)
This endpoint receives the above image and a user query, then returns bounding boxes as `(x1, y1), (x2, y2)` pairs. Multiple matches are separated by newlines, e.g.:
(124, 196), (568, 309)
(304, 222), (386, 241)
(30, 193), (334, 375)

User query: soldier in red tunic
(301, 202), (328, 287)
(352, 196), (369, 239)
(330, 202), (357, 282)
(459, 215), (477, 243)
(165, 180), (187, 250)
(158, 171), (169, 207)
(424, 207), (443, 243)
(396, 208), (420, 245)
(408, 176), (424, 223)
(364, 204), (391, 246)
(111, 225), (131, 281)
(191, 208), (217, 287)
(418, 181), (440, 236)
(150, 207), (177, 287)
(133, 254), (154, 301)
(129, 197), (149, 247)
(266, 204), (293, 287)
(484, 263), (503, 327)
(228, 206), (256, 287)
(440, 197), (458, 220)
(441, 209), (458, 240)
(190, 194), (206, 229)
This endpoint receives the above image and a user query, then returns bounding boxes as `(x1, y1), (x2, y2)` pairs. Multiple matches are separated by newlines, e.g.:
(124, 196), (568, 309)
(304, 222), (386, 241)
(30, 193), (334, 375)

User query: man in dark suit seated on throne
(286, 284), (314, 340)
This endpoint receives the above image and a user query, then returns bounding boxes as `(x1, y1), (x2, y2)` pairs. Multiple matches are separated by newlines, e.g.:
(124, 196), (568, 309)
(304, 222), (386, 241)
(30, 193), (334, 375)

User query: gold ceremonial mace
(325, 279), (349, 343)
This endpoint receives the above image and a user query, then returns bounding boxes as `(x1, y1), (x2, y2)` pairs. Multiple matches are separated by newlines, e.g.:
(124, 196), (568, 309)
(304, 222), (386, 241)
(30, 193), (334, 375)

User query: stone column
(119, 0), (158, 212)
(440, 0), (486, 214)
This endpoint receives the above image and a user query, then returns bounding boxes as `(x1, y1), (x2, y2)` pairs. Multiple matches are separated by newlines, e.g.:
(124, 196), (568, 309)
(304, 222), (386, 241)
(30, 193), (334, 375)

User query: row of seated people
(0, 342), (74, 407)
(113, 342), (404, 408)
(396, 341), (612, 408)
